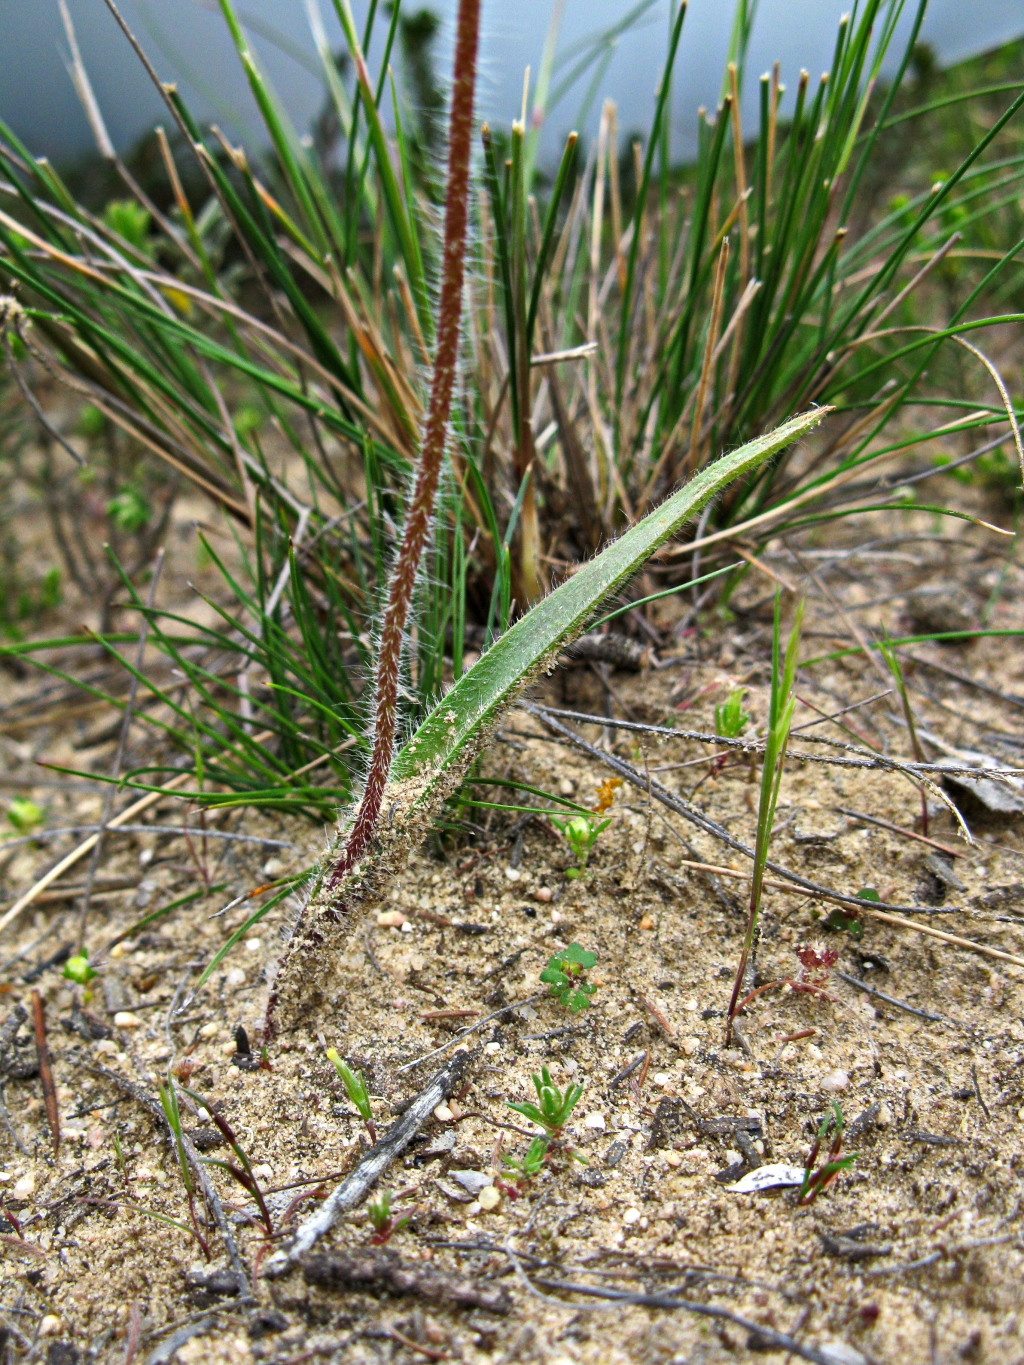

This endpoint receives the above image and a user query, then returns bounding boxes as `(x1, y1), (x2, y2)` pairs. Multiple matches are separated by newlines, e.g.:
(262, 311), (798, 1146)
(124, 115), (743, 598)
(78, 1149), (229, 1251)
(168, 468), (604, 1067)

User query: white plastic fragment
(722, 1163), (806, 1194)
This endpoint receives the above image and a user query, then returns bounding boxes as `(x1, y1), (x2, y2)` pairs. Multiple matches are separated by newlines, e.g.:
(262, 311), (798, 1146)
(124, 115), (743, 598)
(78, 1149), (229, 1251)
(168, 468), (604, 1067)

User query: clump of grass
(1, 0), (1021, 1010)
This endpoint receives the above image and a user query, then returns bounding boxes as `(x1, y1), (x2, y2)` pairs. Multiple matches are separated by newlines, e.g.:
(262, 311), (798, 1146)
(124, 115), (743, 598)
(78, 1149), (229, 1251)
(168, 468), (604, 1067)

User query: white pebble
(623, 1207), (641, 1225)
(682, 998), (698, 1012)
(558, 779), (575, 796)
(376, 910), (406, 928)
(13, 1174), (35, 1199)
(681, 1036), (699, 1056)
(113, 1011), (143, 1029)
(876, 1102), (893, 1127)
(244, 937), (261, 952)
(252, 1164), (273, 1180)
(433, 1104), (454, 1122)
(583, 1112), (606, 1131)
(505, 866), (521, 882)
(663, 1151), (682, 1167)
(263, 857), (286, 878)
(653, 1072), (671, 1088)
(477, 1185), (501, 1211)
(199, 1023), (218, 1039)
(95, 1039), (118, 1056)
(39, 1315), (62, 1337)
(400, 921), (414, 933)
(534, 886), (553, 903)
(484, 1041), (501, 1054)
(225, 968), (246, 987)
(821, 1069), (849, 1093)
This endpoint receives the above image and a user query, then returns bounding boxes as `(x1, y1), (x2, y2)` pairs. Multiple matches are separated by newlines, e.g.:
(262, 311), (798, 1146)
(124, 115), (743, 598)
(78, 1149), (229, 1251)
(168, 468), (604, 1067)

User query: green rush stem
(327, 0), (481, 888)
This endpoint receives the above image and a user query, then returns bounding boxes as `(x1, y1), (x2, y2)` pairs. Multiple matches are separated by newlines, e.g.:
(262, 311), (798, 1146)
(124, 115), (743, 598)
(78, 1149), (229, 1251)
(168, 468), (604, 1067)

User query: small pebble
(263, 857), (286, 879)
(622, 1207), (641, 1226)
(681, 1036), (699, 1056)
(433, 1104), (454, 1122)
(583, 1112), (606, 1131)
(113, 1011), (143, 1029)
(821, 1068), (849, 1093)
(876, 1102), (893, 1128)
(376, 910), (407, 928)
(653, 1072), (671, 1088)
(199, 1023), (218, 1039)
(252, 1164), (273, 1181)
(95, 1039), (118, 1056)
(558, 778), (575, 796)
(400, 921), (414, 933)
(225, 968), (246, 987)
(663, 1151), (682, 1167)
(109, 943), (127, 959)
(13, 1174), (35, 1199)
(451, 1170), (490, 1196)
(484, 1041), (501, 1054)
(244, 937), (261, 952)
(638, 915), (654, 931)
(465, 1201), (481, 1216)
(39, 1316), (62, 1337)
(682, 998), (698, 1012)
(505, 866), (521, 882)
(477, 1185), (501, 1211)
(535, 886), (553, 903)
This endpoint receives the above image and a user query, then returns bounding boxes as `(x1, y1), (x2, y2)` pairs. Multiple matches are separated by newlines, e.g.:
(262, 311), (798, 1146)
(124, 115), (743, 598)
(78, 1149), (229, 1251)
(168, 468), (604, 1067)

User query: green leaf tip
(393, 408), (829, 787)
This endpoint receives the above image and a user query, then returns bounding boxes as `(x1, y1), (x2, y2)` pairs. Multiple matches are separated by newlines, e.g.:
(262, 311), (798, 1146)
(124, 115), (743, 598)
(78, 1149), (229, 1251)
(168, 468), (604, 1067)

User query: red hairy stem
(328, 0), (482, 887)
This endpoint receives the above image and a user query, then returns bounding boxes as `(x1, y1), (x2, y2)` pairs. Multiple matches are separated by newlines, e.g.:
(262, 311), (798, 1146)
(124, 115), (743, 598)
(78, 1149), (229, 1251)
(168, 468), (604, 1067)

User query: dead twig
(834, 971), (950, 1023)
(264, 1050), (476, 1276)
(31, 992), (59, 1156)
(300, 1246), (510, 1313)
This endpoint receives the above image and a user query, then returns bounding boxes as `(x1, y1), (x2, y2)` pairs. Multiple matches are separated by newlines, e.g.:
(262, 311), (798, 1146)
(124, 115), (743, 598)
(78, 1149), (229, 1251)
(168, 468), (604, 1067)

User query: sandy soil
(1, 480), (1023, 1365)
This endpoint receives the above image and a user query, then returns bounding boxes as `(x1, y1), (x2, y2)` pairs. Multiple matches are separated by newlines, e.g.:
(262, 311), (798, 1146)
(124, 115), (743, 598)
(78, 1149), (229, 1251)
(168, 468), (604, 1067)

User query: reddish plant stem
(328, 0), (482, 888)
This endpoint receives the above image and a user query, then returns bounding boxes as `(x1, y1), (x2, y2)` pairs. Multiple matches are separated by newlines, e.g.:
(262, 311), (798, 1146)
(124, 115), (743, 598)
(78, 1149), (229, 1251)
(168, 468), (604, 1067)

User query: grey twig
(264, 1050), (475, 1276)
(834, 971), (951, 1024)
(526, 1274), (844, 1365)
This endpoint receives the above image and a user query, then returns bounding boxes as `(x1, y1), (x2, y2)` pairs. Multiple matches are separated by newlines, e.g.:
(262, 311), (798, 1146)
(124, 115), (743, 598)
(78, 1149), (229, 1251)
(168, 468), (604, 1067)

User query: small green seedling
(508, 1065), (583, 1137)
(507, 1066), (588, 1169)
(797, 1102), (857, 1205)
(715, 687), (750, 739)
(6, 799), (43, 834)
(107, 487), (152, 533)
(540, 943), (597, 1014)
(63, 951), (98, 989)
(551, 813), (610, 878)
(326, 1048), (377, 1143)
(502, 1135), (550, 1181)
(366, 1189), (411, 1244)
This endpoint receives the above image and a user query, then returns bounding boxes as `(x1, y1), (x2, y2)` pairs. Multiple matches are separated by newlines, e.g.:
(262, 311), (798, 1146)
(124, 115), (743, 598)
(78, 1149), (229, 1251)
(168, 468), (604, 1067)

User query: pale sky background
(1, 0), (1022, 166)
